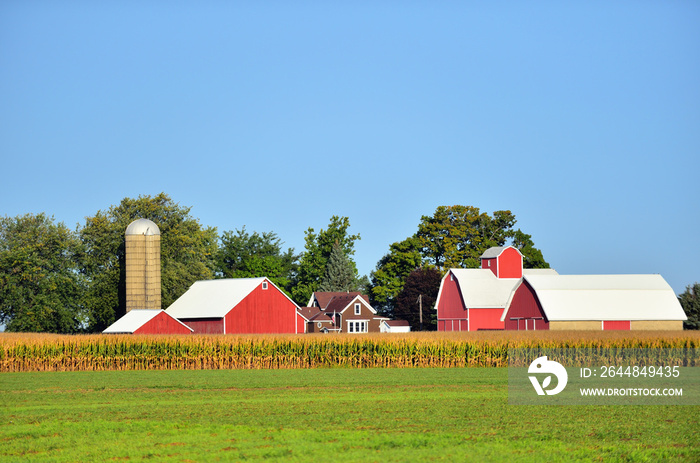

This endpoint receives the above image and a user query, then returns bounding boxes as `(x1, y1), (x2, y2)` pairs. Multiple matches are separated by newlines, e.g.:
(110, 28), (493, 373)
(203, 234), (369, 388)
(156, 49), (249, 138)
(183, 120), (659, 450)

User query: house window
(347, 321), (368, 333)
(354, 303), (361, 315)
(262, 281), (268, 290)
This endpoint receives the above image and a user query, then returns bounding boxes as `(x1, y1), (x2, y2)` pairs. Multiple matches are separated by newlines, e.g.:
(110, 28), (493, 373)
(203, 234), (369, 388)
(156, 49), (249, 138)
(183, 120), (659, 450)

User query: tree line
(2, 193), (696, 333)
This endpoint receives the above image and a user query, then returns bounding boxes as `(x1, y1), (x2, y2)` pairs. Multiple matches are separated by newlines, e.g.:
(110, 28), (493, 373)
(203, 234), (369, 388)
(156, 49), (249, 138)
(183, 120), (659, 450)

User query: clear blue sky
(1, 2), (698, 295)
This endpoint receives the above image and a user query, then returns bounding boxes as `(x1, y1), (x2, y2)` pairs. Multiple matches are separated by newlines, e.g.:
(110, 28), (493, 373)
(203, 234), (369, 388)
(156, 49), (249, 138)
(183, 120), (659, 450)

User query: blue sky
(1, 2), (698, 295)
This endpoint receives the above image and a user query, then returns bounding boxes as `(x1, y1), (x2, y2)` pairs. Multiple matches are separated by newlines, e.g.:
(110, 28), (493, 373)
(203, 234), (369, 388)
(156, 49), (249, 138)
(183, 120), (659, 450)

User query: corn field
(1, 331), (698, 372)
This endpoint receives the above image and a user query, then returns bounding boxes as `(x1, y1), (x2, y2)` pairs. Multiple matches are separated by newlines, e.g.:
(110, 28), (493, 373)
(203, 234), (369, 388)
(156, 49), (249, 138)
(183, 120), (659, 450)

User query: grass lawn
(1, 368), (698, 462)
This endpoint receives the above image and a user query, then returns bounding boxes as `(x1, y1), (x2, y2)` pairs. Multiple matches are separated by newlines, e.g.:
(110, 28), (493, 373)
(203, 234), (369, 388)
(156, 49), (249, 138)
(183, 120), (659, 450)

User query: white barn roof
(103, 310), (192, 334)
(443, 268), (559, 309)
(165, 278), (298, 319)
(508, 274), (687, 321)
(445, 269), (518, 308)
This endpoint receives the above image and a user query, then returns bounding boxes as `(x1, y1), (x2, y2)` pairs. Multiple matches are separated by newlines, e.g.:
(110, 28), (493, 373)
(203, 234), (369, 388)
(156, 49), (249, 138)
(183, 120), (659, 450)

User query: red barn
(165, 278), (303, 334)
(435, 246), (558, 331)
(102, 310), (193, 334)
(501, 274), (687, 331)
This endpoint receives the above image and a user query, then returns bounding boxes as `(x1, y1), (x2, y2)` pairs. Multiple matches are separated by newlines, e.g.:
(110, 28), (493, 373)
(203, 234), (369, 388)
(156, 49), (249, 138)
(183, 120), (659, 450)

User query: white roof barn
(166, 278), (270, 319)
(442, 268), (559, 309)
(503, 274), (687, 322)
(103, 310), (193, 334)
(164, 278), (302, 334)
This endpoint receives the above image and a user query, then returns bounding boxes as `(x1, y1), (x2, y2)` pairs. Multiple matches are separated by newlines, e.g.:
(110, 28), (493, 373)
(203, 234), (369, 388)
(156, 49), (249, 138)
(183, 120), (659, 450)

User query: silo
(125, 218), (161, 312)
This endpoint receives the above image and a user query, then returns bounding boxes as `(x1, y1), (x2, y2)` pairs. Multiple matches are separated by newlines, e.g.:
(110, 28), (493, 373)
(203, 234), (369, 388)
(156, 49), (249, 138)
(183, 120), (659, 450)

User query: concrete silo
(125, 218), (161, 312)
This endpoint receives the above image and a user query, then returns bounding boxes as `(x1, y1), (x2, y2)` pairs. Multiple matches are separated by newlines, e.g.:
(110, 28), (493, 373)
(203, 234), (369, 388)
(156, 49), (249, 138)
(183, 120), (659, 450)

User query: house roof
(382, 320), (410, 327)
(165, 278), (298, 319)
(308, 291), (368, 309)
(297, 307), (321, 321)
(103, 310), (193, 334)
(324, 294), (377, 315)
(502, 274), (687, 322)
(297, 307), (334, 322)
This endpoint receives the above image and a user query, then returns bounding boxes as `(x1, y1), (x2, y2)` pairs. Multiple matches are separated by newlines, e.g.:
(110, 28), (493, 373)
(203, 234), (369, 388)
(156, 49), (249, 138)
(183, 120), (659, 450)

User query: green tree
(80, 193), (218, 332)
(393, 267), (441, 331)
(417, 206), (517, 269)
(218, 227), (297, 292)
(291, 216), (362, 305)
(679, 283), (699, 330)
(318, 241), (357, 292)
(370, 205), (548, 318)
(369, 236), (423, 316)
(416, 205), (548, 270)
(511, 230), (550, 269)
(0, 213), (84, 332)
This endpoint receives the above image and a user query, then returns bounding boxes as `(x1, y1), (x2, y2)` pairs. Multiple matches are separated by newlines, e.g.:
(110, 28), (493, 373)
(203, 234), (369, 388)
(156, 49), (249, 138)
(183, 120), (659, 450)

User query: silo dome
(125, 218), (160, 236)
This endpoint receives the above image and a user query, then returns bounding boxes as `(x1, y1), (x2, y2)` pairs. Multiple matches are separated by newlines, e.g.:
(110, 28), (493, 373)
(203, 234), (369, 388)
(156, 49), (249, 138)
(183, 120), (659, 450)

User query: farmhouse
(165, 278), (304, 334)
(435, 245), (686, 331)
(103, 310), (193, 334)
(302, 292), (391, 333)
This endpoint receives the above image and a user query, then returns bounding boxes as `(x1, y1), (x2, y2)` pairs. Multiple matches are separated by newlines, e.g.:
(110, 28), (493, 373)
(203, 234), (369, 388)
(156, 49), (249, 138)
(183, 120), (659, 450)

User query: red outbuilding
(102, 310), (194, 334)
(165, 278), (303, 334)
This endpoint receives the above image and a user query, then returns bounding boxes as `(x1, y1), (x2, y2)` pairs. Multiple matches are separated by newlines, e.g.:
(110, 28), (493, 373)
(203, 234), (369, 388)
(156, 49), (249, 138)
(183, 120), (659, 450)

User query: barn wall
(438, 319), (469, 331)
(549, 321), (600, 330)
(603, 320), (631, 331)
(437, 272), (467, 322)
(631, 320), (684, 331)
(498, 247), (523, 279)
(180, 318), (224, 334)
(504, 281), (548, 330)
(468, 308), (505, 330)
(134, 312), (191, 334)
(296, 313), (306, 333)
(224, 282), (297, 334)
(482, 257), (498, 277)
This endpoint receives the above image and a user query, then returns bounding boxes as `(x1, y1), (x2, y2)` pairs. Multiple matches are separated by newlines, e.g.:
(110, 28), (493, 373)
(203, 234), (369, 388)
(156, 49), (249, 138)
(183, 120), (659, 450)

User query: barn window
(354, 303), (361, 315)
(262, 281), (268, 290)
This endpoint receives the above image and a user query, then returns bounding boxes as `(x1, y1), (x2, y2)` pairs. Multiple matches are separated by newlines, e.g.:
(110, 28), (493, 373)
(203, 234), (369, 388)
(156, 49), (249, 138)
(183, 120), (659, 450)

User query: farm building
(165, 278), (304, 334)
(125, 218), (161, 312)
(436, 245), (686, 331)
(102, 310), (193, 334)
(501, 274), (686, 331)
(435, 246), (557, 331)
(302, 292), (390, 333)
(380, 320), (411, 333)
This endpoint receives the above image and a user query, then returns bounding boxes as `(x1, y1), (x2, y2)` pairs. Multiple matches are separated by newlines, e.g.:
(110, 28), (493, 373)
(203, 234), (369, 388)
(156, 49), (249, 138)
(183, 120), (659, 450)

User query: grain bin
(125, 218), (161, 311)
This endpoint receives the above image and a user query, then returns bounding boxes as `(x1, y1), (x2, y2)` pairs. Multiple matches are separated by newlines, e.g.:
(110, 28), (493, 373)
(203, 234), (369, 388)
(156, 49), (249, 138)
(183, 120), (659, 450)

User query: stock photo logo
(528, 356), (568, 396)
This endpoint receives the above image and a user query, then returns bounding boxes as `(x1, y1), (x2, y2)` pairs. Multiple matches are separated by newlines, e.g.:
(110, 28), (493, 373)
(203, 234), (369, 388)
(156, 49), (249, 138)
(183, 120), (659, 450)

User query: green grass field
(1, 368), (698, 462)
